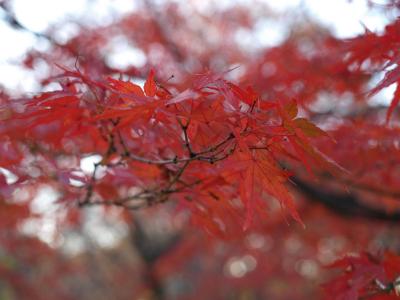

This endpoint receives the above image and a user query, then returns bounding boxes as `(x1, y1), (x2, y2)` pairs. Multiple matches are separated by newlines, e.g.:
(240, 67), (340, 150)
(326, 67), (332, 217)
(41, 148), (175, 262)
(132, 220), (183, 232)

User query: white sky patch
(0, 20), (36, 61)
(11, 0), (137, 33)
(369, 83), (397, 106)
(0, 64), (41, 93)
(19, 186), (63, 246)
(366, 70), (397, 106)
(253, 19), (288, 48)
(266, 0), (302, 12)
(0, 167), (18, 184)
(68, 170), (87, 187)
(266, 0), (391, 38)
(106, 37), (147, 69)
(30, 185), (59, 214)
(52, 22), (81, 44)
(303, 0), (390, 38)
(80, 154), (102, 174)
(82, 206), (128, 249)
(12, 0), (86, 33)
(80, 154), (107, 179)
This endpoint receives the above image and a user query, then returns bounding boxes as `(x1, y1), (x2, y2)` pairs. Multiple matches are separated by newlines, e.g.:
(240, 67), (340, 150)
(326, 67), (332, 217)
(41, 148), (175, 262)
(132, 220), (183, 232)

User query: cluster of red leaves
(340, 19), (400, 122)
(0, 66), (341, 235)
(247, 17), (400, 124)
(324, 252), (400, 300)
(2, 2), (400, 299)
(247, 36), (369, 105)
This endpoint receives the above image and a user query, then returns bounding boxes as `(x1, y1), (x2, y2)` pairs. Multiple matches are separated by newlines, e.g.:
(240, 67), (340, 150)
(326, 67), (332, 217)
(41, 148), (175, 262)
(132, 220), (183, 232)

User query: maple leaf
(144, 69), (157, 97)
(323, 252), (400, 300)
(107, 77), (145, 97)
(293, 118), (329, 138)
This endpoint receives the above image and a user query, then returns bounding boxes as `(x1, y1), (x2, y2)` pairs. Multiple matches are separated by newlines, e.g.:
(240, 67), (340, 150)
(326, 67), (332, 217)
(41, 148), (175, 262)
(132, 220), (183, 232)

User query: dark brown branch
(178, 117), (195, 157)
(323, 174), (400, 199)
(79, 121), (238, 210)
(163, 160), (190, 192)
(0, 3), (46, 38)
(292, 176), (400, 221)
(79, 128), (117, 206)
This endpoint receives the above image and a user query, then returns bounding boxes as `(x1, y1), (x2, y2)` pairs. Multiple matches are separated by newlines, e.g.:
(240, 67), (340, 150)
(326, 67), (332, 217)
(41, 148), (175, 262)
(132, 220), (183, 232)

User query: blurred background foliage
(1, 1), (400, 299)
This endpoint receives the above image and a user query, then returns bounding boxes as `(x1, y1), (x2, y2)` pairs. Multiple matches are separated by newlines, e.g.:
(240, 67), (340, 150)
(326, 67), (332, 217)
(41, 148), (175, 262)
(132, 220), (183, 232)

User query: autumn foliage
(1, 1), (400, 299)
